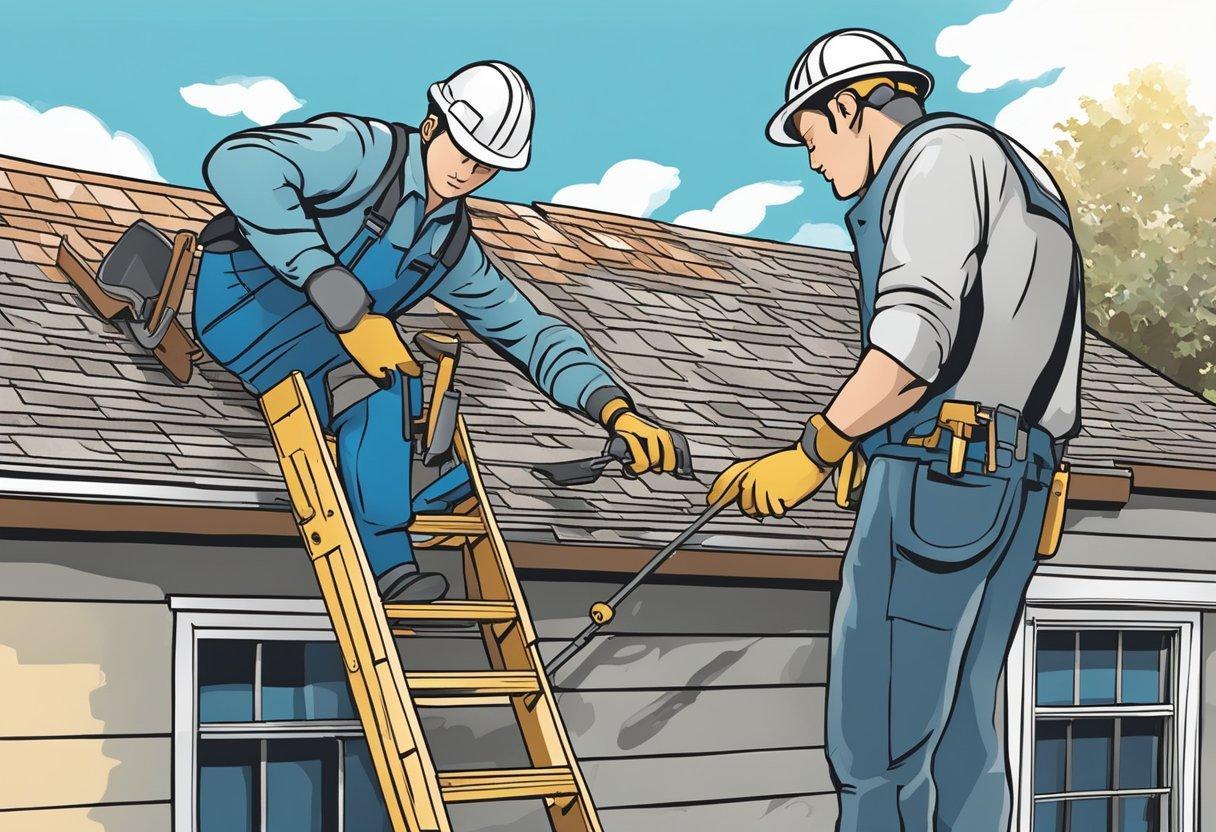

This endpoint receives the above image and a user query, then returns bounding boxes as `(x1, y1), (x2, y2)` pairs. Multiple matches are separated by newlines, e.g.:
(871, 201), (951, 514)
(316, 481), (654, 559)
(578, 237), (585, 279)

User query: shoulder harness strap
(354, 122), (412, 236)
(438, 200), (472, 269)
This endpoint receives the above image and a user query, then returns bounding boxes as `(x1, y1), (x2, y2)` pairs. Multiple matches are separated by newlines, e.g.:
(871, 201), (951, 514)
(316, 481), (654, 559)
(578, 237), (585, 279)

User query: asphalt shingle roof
(2, 154), (1215, 556)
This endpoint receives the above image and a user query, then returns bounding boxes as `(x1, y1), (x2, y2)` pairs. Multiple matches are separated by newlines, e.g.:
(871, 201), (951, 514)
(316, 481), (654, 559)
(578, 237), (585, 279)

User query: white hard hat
(767, 29), (934, 146)
(428, 61), (534, 170)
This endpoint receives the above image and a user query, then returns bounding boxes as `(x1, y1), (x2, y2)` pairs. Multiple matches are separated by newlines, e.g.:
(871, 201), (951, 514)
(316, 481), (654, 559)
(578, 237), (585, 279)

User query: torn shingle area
(1, 156), (1215, 555)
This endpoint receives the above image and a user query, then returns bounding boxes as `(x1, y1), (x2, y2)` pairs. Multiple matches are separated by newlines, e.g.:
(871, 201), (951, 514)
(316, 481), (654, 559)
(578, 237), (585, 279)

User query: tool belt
(835, 399), (1071, 558)
(322, 330), (464, 469)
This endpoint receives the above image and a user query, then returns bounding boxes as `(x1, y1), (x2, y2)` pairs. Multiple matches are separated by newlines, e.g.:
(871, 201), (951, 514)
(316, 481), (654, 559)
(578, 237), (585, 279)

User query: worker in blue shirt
(193, 61), (682, 603)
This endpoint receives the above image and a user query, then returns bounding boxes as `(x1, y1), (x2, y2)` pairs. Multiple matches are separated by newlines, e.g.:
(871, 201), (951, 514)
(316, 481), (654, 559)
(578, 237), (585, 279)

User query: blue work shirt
(201, 114), (626, 419)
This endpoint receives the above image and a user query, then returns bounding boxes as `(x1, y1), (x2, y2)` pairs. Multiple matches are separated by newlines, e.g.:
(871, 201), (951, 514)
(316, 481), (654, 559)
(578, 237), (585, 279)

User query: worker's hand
(303, 264), (419, 379)
(338, 314), (422, 380)
(599, 398), (679, 476)
(708, 415), (854, 518)
(707, 447), (830, 519)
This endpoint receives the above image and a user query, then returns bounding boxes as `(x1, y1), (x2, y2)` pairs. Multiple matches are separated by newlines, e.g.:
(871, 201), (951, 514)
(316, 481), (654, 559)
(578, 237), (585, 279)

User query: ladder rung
(261, 374), (600, 830)
(413, 695), (513, 708)
(405, 671), (539, 696)
(384, 600), (516, 623)
(408, 513), (487, 537)
(439, 767), (578, 803)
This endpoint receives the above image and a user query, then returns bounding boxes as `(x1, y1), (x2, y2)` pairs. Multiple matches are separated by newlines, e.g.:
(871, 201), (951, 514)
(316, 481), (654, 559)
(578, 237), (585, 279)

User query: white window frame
(171, 595), (343, 832)
(1006, 568), (1211, 832)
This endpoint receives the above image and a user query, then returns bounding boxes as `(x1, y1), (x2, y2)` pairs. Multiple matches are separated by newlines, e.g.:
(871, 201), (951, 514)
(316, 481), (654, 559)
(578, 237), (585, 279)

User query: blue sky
(0, 1), (1093, 244)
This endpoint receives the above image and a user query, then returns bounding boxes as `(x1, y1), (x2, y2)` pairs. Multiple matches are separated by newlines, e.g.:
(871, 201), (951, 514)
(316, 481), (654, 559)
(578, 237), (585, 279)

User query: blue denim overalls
(192, 175), (466, 577)
(827, 114), (1079, 832)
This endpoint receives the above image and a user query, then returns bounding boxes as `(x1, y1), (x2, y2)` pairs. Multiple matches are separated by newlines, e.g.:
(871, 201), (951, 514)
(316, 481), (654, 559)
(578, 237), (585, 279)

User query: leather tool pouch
(1036, 462), (1070, 558)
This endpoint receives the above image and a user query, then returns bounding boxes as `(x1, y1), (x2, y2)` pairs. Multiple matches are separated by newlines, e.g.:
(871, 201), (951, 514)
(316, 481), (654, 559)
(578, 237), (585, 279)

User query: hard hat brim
(766, 61), (935, 146)
(428, 83), (531, 171)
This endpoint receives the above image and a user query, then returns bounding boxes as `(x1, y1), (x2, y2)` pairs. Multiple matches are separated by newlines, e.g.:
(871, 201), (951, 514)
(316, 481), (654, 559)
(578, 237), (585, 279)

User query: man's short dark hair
(791, 78), (925, 138)
(424, 100), (448, 136)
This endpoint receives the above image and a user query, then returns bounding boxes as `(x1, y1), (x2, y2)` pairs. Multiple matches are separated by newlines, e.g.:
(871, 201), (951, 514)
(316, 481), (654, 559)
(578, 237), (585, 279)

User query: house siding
(5, 491), (1215, 831)
(0, 803), (172, 832)
(1053, 492), (1216, 571)
(0, 597), (172, 821)
(371, 578), (837, 828)
(0, 535), (836, 831)
(0, 600), (170, 739)
(536, 579), (834, 825)
(0, 736), (170, 813)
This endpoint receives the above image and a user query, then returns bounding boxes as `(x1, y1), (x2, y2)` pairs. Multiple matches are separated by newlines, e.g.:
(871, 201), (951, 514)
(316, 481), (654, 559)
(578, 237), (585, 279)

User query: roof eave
(0, 464), (1203, 585)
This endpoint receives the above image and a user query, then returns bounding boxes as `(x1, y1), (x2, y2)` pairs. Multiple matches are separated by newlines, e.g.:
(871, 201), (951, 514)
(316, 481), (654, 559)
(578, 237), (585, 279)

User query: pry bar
(545, 494), (732, 676)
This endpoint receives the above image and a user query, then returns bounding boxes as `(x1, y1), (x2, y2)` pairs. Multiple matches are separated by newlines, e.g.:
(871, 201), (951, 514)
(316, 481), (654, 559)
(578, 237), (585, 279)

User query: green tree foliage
(1044, 65), (1216, 399)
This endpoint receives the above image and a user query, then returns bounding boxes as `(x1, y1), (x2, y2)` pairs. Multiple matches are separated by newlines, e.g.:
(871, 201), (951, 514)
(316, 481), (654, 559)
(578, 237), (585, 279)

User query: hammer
(413, 331), (462, 467)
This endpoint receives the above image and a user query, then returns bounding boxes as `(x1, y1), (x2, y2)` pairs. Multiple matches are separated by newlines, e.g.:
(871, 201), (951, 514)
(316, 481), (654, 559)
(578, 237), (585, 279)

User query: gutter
(0, 470), (285, 510)
(1066, 462), (1216, 507)
(0, 461), (1209, 583)
(0, 467), (293, 537)
(1068, 465), (1133, 506)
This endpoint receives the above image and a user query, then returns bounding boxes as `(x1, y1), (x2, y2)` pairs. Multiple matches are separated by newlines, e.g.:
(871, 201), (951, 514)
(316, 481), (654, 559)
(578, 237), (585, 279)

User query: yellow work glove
(707, 414), (854, 518)
(338, 314), (422, 380)
(304, 264), (422, 381)
(599, 398), (678, 476)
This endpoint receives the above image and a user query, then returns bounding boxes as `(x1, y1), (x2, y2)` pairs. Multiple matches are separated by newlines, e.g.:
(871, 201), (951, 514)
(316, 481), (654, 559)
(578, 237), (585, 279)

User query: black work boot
(376, 562), (449, 604)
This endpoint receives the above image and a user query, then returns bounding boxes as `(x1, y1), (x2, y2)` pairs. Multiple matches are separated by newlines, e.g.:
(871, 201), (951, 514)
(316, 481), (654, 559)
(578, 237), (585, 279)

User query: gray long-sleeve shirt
(870, 127), (1082, 439)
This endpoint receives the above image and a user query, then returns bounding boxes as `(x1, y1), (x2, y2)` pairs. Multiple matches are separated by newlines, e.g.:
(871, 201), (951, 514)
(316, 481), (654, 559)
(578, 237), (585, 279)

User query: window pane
(266, 739), (338, 832)
(1071, 719), (1113, 792)
(1037, 630), (1075, 706)
(198, 740), (257, 832)
(1119, 795), (1159, 832)
(344, 738), (393, 832)
(1122, 632), (1167, 705)
(262, 641), (355, 721)
(1069, 798), (1111, 832)
(199, 641), (256, 723)
(1079, 631), (1117, 705)
(1034, 800), (1065, 832)
(1034, 721), (1067, 794)
(1119, 717), (1162, 790)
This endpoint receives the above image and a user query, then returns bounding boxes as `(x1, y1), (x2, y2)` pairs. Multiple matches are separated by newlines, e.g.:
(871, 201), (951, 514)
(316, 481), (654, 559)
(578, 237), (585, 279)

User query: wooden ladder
(259, 370), (602, 832)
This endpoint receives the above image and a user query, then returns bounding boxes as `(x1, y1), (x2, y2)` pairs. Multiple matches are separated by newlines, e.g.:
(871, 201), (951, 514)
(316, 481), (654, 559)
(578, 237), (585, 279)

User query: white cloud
(789, 222), (852, 251)
(937, 0), (1216, 151)
(674, 181), (804, 235)
(551, 159), (681, 217)
(180, 77), (304, 126)
(0, 97), (161, 181)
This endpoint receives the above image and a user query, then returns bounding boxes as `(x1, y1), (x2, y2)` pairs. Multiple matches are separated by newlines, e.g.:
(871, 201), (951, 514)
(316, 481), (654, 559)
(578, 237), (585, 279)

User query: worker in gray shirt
(709, 29), (1082, 832)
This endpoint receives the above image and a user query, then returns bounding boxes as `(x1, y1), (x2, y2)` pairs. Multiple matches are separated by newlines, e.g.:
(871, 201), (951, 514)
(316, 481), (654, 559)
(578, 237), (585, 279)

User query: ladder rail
(260, 370), (603, 832)
(453, 421), (606, 832)
(261, 372), (449, 832)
